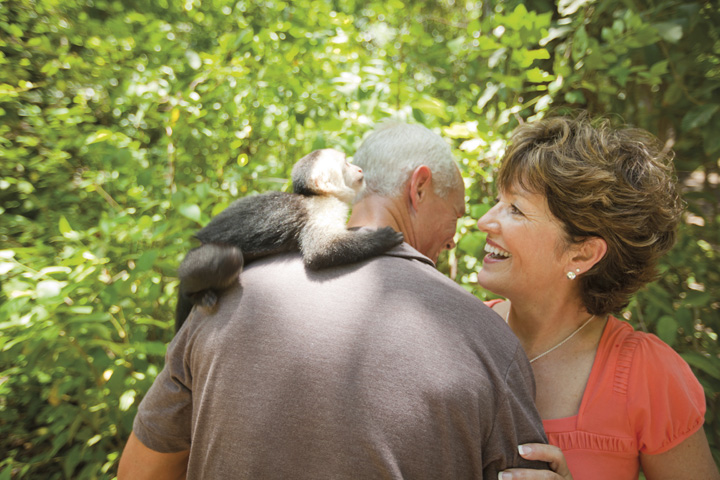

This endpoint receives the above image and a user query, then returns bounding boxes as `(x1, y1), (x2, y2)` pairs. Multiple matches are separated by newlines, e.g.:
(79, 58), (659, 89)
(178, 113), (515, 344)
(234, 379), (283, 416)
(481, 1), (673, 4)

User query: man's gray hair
(352, 122), (462, 198)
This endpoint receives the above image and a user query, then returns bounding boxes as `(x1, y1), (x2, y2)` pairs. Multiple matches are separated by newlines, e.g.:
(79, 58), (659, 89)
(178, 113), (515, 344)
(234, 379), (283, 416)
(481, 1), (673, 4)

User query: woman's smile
(483, 239), (512, 262)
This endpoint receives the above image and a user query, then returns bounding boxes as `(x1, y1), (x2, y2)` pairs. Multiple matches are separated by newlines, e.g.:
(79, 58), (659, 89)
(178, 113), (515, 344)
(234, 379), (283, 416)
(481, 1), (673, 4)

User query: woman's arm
(640, 428), (719, 480)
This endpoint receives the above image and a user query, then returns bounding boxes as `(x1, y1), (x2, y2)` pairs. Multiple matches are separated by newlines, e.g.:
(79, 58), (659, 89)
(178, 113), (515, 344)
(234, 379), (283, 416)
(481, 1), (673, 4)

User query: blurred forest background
(1, 0), (718, 477)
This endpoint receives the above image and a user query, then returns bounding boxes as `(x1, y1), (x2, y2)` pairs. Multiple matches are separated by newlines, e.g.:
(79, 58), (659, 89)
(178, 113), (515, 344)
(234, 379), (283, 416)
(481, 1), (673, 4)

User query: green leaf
(85, 129), (113, 145)
(134, 341), (168, 356)
(119, 390), (137, 411)
(564, 90), (586, 104)
(458, 231), (485, 257)
(135, 250), (159, 272)
(411, 96), (449, 120)
(476, 84), (499, 110)
(648, 60), (668, 77)
(470, 203), (491, 219)
(681, 104), (719, 132)
(63, 445), (83, 478)
(447, 36), (465, 55)
(185, 50), (202, 70)
(558, 0), (594, 17)
(36, 280), (65, 298)
(0, 261), (14, 275)
(654, 22), (683, 43)
(178, 204), (202, 223)
(535, 94), (554, 111)
(703, 120), (720, 154)
(655, 315), (677, 346)
(0, 465), (12, 480)
(59, 215), (72, 235)
(684, 290), (711, 307)
(682, 353), (720, 381)
(541, 26), (573, 45)
(5, 22), (23, 38)
(526, 68), (552, 83)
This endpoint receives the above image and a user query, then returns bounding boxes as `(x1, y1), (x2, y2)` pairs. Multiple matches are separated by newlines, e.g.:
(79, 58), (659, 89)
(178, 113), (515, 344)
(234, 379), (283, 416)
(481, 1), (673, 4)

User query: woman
(480, 115), (719, 479)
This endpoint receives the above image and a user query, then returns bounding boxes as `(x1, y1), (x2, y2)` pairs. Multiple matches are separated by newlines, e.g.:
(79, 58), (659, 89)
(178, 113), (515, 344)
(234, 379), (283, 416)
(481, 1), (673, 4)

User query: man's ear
(408, 165), (433, 211)
(569, 236), (607, 276)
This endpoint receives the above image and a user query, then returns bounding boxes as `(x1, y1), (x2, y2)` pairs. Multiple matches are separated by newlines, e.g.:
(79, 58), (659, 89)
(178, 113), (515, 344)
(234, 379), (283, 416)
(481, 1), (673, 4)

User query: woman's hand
(498, 443), (573, 480)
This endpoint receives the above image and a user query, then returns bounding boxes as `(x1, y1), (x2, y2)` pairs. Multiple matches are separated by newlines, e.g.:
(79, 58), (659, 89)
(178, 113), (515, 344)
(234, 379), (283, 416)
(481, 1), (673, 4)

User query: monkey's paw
(199, 290), (218, 309)
(374, 226), (405, 248)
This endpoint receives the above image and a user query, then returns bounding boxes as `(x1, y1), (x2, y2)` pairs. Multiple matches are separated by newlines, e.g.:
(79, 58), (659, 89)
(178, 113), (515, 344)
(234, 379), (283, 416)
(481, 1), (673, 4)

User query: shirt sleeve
(132, 324), (194, 453)
(483, 343), (549, 476)
(626, 332), (706, 455)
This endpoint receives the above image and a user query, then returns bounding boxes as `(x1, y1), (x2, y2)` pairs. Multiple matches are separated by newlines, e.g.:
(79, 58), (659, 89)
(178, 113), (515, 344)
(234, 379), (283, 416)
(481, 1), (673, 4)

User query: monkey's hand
(369, 226), (405, 250)
(194, 290), (218, 308)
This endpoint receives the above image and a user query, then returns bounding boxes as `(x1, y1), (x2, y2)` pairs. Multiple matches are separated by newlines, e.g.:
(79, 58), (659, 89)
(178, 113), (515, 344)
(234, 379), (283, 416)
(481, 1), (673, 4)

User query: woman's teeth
(484, 243), (511, 258)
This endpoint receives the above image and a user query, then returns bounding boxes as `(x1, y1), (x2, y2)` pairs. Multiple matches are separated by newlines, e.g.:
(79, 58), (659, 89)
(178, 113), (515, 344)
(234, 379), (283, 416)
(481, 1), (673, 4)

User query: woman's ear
(569, 236), (607, 275)
(408, 165), (433, 211)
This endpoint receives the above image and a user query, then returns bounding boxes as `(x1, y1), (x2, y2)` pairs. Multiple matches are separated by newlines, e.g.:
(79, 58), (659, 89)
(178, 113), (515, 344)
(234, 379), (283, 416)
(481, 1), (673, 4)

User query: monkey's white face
(311, 148), (364, 204)
(341, 158), (364, 194)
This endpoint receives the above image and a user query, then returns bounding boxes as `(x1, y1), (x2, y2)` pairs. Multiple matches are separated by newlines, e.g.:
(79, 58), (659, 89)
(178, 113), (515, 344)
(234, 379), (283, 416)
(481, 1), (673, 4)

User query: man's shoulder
(242, 246), (482, 305)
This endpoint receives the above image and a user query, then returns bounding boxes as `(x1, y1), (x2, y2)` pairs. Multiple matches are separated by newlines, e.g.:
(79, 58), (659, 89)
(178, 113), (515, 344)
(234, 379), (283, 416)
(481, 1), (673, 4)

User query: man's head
(349, 122), (465, 263)
(353, 122), (462, 200)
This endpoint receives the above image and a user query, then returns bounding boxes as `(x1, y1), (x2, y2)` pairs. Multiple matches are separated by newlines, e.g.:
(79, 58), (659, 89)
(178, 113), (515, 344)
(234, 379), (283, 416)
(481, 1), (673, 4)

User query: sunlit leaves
(2, 0), (719, 475)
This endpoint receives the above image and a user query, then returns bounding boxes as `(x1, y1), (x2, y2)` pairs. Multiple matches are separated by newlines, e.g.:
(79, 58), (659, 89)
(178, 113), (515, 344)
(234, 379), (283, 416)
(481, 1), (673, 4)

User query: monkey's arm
(299, 197), (404, 270)
(301, 226), (404, 270)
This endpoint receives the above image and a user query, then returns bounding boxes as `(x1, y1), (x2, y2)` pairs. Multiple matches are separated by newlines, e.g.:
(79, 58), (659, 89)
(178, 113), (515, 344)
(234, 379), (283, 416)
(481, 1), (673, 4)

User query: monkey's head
(292, 148), (364, 204)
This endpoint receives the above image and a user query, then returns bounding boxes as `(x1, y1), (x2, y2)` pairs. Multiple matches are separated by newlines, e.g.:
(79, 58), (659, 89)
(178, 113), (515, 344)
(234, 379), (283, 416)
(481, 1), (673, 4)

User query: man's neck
(348, 194), (421, 256)
(347, 195), (403, 230)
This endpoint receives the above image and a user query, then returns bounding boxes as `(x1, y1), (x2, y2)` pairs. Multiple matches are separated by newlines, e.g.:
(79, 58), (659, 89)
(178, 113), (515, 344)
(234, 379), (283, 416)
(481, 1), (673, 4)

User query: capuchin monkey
(174, 148), (404, 332)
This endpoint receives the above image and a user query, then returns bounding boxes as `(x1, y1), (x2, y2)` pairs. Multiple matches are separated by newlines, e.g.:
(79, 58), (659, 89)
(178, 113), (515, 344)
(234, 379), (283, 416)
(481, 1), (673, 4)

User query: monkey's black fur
(175, 149), (404, 332)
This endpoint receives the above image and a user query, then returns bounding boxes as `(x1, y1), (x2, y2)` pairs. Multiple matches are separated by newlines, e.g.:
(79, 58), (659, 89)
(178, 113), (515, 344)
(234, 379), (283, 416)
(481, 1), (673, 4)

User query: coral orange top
(486, 300), (706, 479)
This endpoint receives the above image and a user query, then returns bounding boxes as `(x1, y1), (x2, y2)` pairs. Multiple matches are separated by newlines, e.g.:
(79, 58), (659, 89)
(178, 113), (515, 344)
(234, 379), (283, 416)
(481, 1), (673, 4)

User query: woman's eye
(509, 204), (523, 215)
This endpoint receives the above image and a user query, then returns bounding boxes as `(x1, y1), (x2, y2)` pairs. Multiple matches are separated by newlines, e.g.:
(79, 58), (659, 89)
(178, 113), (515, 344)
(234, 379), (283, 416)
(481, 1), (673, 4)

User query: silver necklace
(505, 307), (596, 364)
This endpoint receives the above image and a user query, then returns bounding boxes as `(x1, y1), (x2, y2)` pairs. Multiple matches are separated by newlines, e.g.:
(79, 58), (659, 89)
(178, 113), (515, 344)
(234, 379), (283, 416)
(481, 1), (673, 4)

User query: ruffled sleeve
(624, 331), (706, 455)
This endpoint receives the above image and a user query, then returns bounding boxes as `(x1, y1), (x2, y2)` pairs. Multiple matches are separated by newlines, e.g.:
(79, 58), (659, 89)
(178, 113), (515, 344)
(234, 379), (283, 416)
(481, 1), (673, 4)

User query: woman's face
(476, 184), (573, 300)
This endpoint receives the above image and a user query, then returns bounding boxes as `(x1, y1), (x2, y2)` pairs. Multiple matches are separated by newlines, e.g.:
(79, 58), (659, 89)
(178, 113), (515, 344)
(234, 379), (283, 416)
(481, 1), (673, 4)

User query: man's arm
(117, 432), (189, 480)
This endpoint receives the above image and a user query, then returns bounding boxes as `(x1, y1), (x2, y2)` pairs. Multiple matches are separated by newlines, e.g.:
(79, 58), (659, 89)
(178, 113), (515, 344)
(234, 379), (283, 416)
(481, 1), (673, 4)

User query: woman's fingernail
(498, 472), (511, 480)
(518, 444), (529, 456)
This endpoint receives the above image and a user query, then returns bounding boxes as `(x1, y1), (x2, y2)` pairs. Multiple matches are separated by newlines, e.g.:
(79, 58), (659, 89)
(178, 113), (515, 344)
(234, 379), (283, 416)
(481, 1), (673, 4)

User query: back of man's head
(353, 122), (461, 199)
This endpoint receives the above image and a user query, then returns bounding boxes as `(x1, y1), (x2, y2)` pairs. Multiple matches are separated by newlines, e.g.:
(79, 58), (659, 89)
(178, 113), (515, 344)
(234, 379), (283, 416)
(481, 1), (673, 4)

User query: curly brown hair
(497, 114), (684, 315)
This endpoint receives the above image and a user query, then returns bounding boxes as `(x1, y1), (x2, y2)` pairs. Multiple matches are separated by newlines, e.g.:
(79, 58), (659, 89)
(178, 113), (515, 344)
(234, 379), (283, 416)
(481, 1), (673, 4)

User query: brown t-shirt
(133, 243), (547, 479)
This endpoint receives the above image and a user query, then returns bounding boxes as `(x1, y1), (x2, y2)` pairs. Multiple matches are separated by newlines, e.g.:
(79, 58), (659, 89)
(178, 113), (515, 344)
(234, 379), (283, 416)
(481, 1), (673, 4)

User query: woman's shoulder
(599, 315), (699, 391)
(601, 316), (706, 453)
(578, 316), (707, 454)
(603, 316), (692, 375)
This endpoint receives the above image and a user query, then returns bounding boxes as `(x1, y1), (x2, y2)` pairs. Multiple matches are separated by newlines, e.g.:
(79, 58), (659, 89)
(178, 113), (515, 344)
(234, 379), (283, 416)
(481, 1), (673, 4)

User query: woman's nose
(476, 206), (499, 232)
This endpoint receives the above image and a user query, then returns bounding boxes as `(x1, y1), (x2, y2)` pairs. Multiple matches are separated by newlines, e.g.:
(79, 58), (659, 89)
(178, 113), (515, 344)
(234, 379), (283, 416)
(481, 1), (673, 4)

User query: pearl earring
(567, 268), (580, 280)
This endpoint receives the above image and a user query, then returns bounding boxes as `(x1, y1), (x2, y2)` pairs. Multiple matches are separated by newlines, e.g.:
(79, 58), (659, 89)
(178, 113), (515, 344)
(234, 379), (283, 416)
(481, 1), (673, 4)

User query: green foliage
(0, 0), (718, 477)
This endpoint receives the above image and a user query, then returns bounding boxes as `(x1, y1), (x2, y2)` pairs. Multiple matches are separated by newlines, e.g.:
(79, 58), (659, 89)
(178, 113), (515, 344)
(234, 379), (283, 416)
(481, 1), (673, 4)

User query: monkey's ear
(313, 171), (339, 195)
(305, 154), (338, 194)
(408, 166), (433, 210)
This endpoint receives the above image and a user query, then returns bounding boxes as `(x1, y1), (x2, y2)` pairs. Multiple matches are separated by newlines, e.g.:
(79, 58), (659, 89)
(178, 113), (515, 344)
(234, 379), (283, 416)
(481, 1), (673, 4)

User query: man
(118, 122), (547, 479)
